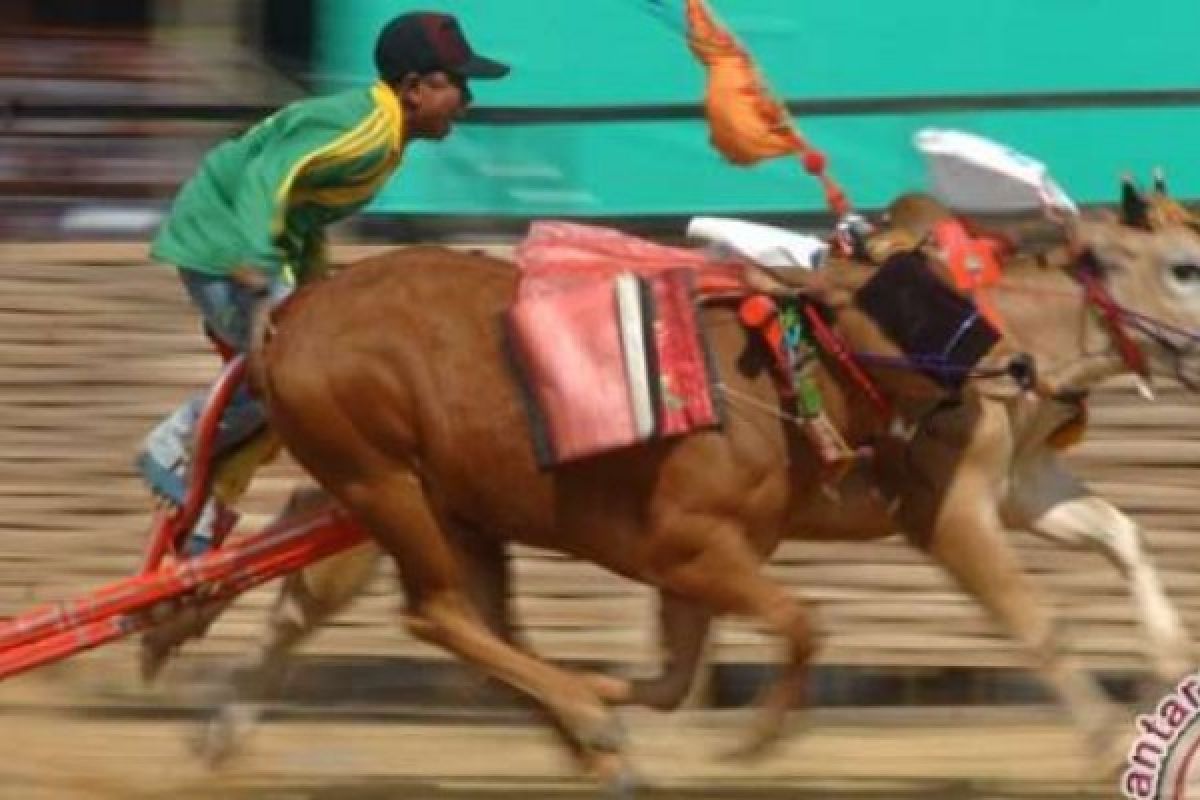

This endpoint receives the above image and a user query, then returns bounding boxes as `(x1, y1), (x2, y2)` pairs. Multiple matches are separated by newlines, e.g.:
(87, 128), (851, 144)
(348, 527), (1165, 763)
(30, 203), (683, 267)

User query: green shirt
(151, 81), (405, 285)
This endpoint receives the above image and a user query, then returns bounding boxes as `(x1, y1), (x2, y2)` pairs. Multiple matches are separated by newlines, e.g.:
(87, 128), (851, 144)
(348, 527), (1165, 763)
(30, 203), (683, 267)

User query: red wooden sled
(0, 355), (368, 681)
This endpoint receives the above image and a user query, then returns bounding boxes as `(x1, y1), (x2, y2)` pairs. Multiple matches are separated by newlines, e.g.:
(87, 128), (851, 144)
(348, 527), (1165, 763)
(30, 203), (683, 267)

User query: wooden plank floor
(0, 674), (1120, 800)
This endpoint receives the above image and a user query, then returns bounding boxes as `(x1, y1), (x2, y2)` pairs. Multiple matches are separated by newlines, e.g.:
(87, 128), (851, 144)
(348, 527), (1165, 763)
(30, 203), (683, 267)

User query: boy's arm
(298, 228), (332, 283)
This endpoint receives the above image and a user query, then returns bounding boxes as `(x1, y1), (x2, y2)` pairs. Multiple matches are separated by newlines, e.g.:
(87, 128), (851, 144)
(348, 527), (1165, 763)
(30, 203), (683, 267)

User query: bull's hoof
(594, 755), (646, 799)
(720, 735), (778, 764)
(138, 600), (227, 684)
(1151, 646), (1197, 688)
(190, 704), (259, 769)
(1082, 708), (1131, 782)
(581, 727), (644, 800)
(137, 631), (177, 685)
(719, 713), (797, 764)
(577, 712), (628, 755)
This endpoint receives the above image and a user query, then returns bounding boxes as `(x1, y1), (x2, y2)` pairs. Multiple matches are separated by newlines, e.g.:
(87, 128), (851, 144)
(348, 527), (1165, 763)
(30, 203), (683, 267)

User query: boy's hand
(230, 267), (270, 294)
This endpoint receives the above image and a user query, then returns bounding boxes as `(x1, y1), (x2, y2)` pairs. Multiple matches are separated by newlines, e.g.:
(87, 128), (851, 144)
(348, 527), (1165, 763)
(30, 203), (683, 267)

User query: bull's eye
(1170, 262), (1200, 283)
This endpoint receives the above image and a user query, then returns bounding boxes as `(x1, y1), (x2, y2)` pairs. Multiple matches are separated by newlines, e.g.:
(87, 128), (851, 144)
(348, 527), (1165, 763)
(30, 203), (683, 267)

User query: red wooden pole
(140, 355), (248, 575)
(0, 507), (367, 679)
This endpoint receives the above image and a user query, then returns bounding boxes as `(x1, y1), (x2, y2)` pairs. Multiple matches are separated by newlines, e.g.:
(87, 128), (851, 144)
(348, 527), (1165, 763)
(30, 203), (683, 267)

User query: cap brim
(456, 54), (509, 80)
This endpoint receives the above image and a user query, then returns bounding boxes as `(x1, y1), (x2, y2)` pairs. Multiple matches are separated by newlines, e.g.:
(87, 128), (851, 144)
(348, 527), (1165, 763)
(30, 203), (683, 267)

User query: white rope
(719, 381), (940, 445)
(714, 382), (808, 425)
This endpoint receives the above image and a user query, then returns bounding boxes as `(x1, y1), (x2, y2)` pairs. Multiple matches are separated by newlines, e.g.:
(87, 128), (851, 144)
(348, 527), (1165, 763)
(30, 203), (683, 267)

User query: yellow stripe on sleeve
(268, 109), (386, 241)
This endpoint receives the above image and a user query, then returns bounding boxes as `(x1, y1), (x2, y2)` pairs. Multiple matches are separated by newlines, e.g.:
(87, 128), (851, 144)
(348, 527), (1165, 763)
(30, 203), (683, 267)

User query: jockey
(138, 11), (509, 554)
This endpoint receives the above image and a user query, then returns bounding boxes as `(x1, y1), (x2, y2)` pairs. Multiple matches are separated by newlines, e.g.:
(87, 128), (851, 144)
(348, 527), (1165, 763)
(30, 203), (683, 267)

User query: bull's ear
(1121, 175), (1151, 229)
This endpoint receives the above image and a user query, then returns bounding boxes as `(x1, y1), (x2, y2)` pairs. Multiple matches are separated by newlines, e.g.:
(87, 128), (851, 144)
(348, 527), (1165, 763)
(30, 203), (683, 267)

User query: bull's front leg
(896, 401), (1122, 768)
(627, 592), (713, 711)
(1004, 451), (1194, 684)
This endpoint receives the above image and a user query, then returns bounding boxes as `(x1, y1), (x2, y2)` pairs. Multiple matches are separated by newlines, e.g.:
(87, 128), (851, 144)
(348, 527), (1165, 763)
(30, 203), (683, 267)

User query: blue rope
(852, 351), (1011, 381)
(940, 311), (981, 358)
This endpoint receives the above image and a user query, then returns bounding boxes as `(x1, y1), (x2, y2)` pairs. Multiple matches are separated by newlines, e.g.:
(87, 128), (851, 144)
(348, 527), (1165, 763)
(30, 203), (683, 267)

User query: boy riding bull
(138, 12), (509, 555)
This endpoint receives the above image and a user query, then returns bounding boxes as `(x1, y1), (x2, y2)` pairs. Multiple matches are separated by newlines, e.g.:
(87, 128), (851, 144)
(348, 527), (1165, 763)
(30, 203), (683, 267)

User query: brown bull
(242, 245), (944, 783)
(201, 208), (1196, 782)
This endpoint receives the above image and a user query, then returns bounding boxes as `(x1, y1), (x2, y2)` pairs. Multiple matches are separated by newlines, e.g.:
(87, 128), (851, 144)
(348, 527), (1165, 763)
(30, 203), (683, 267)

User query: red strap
(738, 296), (893, 423)
(803, 306), (894, 422)
(1078, 270), (1150, 378)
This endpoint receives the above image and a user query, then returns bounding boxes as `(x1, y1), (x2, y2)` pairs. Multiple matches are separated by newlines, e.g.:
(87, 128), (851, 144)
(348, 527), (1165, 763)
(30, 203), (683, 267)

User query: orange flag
(684, 0), (850, 214)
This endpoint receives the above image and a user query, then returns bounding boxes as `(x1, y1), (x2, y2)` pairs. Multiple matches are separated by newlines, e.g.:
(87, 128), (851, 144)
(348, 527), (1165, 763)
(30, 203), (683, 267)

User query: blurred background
(1, 2), (1199, 797)
(4, 0), (1200, 240)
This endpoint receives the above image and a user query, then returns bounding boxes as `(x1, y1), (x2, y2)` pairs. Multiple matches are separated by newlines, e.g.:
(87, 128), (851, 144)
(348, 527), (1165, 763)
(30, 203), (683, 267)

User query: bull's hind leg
(451, 525), (630, 705)
(199, 503), (529, 766)
(332, 469), (634, 786)
(1005, 452), (1194, 683)
(196, 537), (382, 765)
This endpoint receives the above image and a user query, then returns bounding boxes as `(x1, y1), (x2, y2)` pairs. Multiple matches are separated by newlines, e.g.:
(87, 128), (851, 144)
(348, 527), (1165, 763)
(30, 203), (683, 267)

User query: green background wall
(317, 0), (1200, 216)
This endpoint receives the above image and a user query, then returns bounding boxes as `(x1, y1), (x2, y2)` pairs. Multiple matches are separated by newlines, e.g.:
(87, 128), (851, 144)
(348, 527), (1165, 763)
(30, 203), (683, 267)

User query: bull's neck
(983, 251), (1127, 394)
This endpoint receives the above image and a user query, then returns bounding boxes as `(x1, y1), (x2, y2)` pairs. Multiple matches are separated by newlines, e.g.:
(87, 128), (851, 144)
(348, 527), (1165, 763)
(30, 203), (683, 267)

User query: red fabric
(933, 219), (1004, 330)
(685, 0), (804, 166)
(507, 278), (639, 464)
(651, 270), (720, 436)
(516, 221), (744, 299)
(507, 226), (725, 464)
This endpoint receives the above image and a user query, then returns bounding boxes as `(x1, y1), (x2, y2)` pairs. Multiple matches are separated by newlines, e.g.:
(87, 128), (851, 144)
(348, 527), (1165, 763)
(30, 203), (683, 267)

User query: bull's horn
(1120, 174), (1150, 229)
(1153, 166), (1168, 196)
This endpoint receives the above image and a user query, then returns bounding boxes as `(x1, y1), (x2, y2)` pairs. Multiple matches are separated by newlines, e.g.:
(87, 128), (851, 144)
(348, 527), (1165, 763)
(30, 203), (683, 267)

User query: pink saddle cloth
(506, 222), (729, 466)
(516, 220), (743, 298)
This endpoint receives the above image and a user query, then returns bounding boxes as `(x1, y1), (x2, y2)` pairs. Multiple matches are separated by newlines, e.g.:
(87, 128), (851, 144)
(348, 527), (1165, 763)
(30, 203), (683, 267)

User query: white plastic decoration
(914, 129), (1078, 216)
(687, 216), (828, 269)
